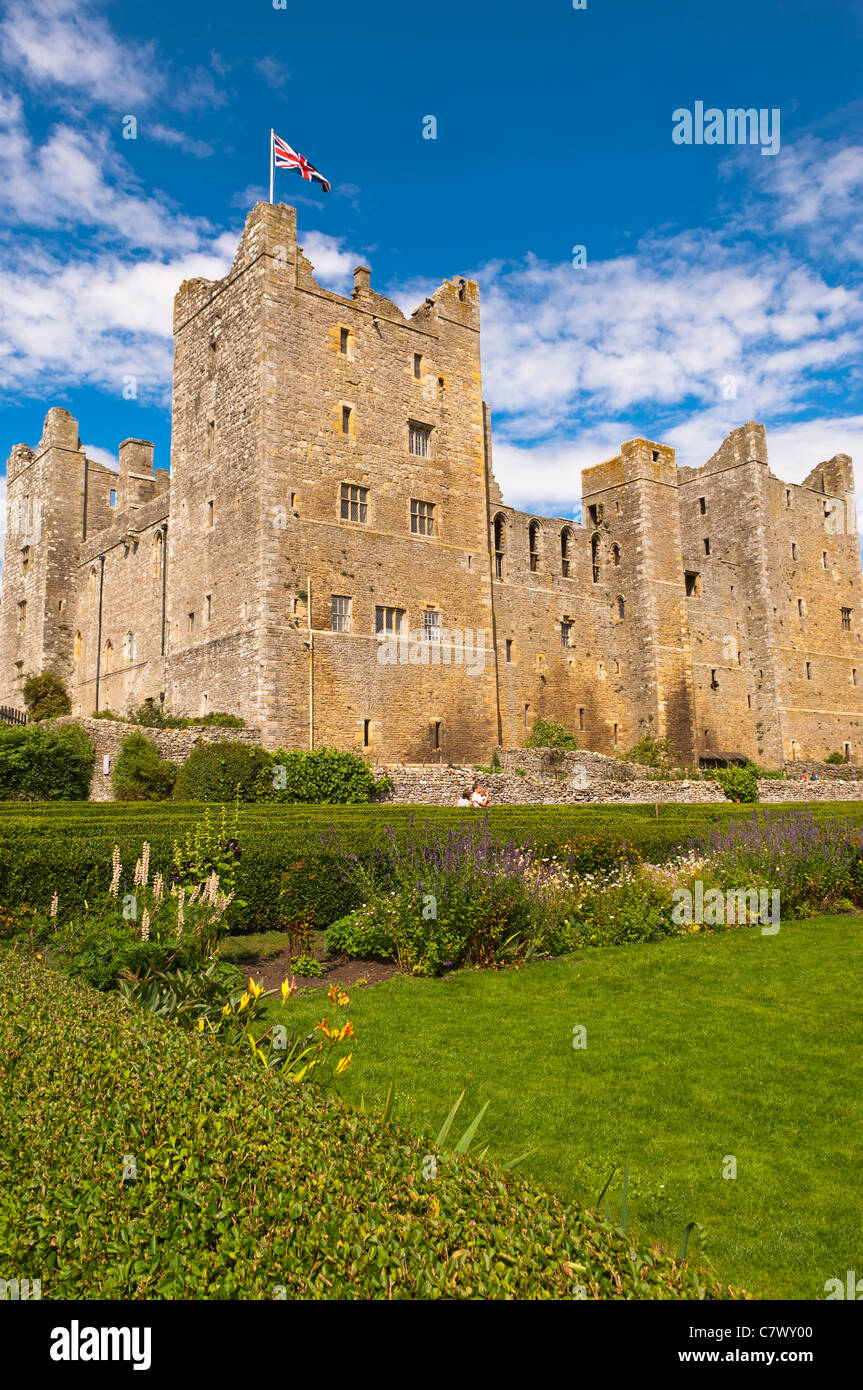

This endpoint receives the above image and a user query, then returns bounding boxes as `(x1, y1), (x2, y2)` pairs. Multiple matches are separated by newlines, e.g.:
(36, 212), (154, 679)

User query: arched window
(151, 531), (163, 577)
(493, 513), (506, 579)
(528, 521), (540, 572)
(617, 595), (625, 619)
(104, 639), (113, 672)
(74, 631), (82, 661)
(124, 631), (136, 662)
(561, 527), (573, 577)
(591, 534), (600, 584)
(612, 543), (620, 567)
(89, 566), (98, 598)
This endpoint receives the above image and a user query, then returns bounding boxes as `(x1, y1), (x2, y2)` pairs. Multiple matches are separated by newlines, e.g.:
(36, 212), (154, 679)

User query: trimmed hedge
(2, 801), (863, 931)
(0, 723), (94, 800)
(172, 741), (270, 802)
(0, 946), (745, 1299)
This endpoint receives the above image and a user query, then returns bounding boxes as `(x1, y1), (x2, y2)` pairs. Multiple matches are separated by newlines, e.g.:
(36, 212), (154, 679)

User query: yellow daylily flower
(335, 1053), (352, 1075)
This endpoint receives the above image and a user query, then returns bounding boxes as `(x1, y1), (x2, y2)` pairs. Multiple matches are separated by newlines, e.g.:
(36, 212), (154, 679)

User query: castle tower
(167, 201), (499, 757)
(581, 439), (698, 762)
(0, 408), (87, 705)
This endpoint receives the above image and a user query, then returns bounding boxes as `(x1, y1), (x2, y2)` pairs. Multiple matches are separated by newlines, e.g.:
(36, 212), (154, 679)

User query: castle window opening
(363, 719), (370, 747)
(842, 607), (852, 632)
(806, 661), (812, 680)
(104, 639), (113, 672)
(529, 520), (540, 571)
(613, 723), (619, 745)
(823, 551), (829, 569)
(612, 543), (620, 566)
(205, 594), (212, 624)
(290, 493), (298, 509)
(615, 659), (620, 673)
(844, 743), (852, 761)
(413, 353), (422, 379)
(411, 499), (436, 536)
(652, 450), (659, 462)
(74, 632), (82, 661)
(331, 595), (352, 633)
(124, 631), (136, 662)
(21, 546), (29, 570)
(431, 720), (441, 750)
(340, 483), (368, 523)
(791, 542), (798, 561)
(341, 405), (352, 435)
(703, 537), (710, 555)
(747, 694), (751, 708)
(561, 527), (572, 577)
(207, 500), (214, 529)
(710, 669), (719, 689)
(699, 496), (706, 515)
(505, 639), (513, 662)
(109, 490), (116, 508)
(798, 597), (806, 617)
(591, 533), (600, 583)
(853, 669), (858, 686)
(188, 611), (195, 633)
(202, 693), (208, 713)
(494, 513), (506, 579)
(524, 703), (530, 728)
(17, 600), (26, 630)
(409, 422), (431, 457)
(207, 420), (215, 452)
(458, 280), (466, 301)
(561, 620), (572, 648)
(578, 707), (584, 731)
(685, 571), (700, 597)
(588, 503), (602, 527)
(786, 489), (792, 508)
(617, 595), (625, 619)
(375, 606), (404, 635)
(340, 327), (350, 355)
(423, 609), (440, 644)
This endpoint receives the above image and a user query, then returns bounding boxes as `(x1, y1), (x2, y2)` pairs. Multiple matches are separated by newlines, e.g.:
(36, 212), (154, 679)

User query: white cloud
(300, 231), (362, 295)
(0, 0), (161, 108)
(255, 57), (289, 89)
(149, 124), (214, 159)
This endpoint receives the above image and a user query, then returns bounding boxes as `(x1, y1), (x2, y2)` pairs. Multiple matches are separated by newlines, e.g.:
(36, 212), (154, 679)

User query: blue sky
(1, 0), (862, 522)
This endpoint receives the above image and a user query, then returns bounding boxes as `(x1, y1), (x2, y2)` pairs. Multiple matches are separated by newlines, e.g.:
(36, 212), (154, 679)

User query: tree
(22, 671), (72, 721)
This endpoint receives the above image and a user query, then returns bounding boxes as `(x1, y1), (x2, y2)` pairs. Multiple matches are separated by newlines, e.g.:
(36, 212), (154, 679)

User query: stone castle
(2, 200), (862, 767)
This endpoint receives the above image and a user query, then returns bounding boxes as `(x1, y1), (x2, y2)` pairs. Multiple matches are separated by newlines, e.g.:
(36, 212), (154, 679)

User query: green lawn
(264, 916), (862, 1300)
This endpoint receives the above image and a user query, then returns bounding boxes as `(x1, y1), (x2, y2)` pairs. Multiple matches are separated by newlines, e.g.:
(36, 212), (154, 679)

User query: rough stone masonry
(2, 201), (862, 767)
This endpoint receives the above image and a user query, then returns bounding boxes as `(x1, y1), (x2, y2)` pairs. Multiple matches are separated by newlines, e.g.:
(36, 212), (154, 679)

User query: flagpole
(269, 127), (274, 204)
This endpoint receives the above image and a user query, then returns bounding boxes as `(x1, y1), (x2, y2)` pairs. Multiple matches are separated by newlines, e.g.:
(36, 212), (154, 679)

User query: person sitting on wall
(456, 788), (472, 807)
(470, 779), (489, 808)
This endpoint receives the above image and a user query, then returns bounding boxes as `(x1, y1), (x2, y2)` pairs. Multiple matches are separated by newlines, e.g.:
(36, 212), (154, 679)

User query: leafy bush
(259, 747), (378, 804)
(0, 722), (94, 800)
(700, 809), (863, 916)
(173, 740), (270, 802)
(621, 734), (676, 769)
(131, 697), (245, 730)
(22, 670), (71, 720)
(0, 946), (746, 1299)
(825, 751), (848, 765)
(715, 765), (759, 803)
(325, 817), (576, 975)
(525, 718), (578, 750)
(112, 731), (177, 801)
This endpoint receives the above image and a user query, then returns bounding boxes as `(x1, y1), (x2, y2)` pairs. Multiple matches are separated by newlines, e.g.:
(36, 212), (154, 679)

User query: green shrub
(22, 670), (71, 720)
(525, 718), (578, 750)
(112, 731), (177, 801)
(715, 766), (759, 803)
(0, 722), (94, 800)
(131, 697), (245, 730)
(259, 747), (378, 804)
(0, 946), (745, 1299)
(173, 740), (270, 802)
(825, 751), (848, 765)
(621, 734), (676, 769)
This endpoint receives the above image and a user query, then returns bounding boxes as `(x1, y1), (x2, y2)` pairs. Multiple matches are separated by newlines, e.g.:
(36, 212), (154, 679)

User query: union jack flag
(272, 132), (331, 193)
